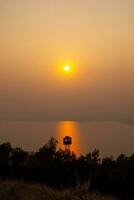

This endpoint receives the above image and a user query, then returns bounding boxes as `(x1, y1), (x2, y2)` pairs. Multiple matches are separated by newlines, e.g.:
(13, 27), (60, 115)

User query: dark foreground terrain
(0, 181), (117, 200)
(0, 138), (134, 199)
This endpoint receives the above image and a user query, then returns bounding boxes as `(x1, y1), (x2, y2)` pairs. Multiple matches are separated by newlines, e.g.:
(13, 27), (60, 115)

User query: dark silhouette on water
(63, 136), (72, 151)
(0, 137), (134, 199)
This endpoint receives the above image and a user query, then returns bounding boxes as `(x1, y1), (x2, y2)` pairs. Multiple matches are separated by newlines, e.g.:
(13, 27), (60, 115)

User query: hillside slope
(0, 181), (117, 200)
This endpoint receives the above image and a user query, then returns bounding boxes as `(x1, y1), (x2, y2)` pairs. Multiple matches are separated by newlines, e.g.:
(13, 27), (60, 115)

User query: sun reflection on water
(57, 121), (79, 155)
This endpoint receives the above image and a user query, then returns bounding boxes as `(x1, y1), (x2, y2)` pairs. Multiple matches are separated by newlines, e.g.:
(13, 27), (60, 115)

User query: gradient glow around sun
(64, 65), (71, 72)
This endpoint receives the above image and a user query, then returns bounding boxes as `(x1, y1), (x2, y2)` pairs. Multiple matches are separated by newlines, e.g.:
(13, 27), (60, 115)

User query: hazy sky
(0, 0), (134, 122)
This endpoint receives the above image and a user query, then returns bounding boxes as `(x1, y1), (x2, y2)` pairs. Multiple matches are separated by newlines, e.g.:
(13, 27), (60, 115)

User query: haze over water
(0, 1), (134, 158)
(0, 121), (134, 157)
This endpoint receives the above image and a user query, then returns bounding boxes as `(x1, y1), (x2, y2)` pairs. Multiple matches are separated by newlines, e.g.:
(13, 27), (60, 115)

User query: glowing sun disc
(64, 65), (71, 72)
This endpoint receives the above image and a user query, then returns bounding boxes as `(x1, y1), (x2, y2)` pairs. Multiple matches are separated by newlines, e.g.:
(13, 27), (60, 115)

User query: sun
(60, 64), (74, 75)
(64, 65), (71, 72)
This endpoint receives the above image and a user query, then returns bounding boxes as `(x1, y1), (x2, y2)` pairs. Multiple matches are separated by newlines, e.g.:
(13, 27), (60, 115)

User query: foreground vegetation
(0, 137), (134, 199)
(0, 181), (117, 200)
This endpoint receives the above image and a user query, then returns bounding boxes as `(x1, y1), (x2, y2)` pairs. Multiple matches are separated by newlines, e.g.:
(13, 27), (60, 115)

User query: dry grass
(0, 181), (117, 200)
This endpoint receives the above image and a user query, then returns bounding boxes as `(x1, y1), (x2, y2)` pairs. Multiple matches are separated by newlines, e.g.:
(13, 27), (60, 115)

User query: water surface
(0, 121), (134, 157)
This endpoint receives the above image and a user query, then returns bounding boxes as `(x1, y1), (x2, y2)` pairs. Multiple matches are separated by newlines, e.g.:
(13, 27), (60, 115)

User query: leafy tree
(0, 138), (134, 198)
(0, 143), (12, 177)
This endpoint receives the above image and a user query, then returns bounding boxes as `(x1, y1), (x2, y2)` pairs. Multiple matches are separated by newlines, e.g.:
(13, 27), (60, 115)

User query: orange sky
(0, 0), (134, 123)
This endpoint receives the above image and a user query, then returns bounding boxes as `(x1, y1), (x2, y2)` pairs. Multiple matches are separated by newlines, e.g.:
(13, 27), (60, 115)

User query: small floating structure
(63, 136), (72, 151)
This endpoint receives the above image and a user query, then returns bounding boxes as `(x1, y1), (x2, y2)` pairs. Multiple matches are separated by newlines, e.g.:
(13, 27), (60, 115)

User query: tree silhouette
(0, 143), (12, 177)
(0, 138), (134, 198)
